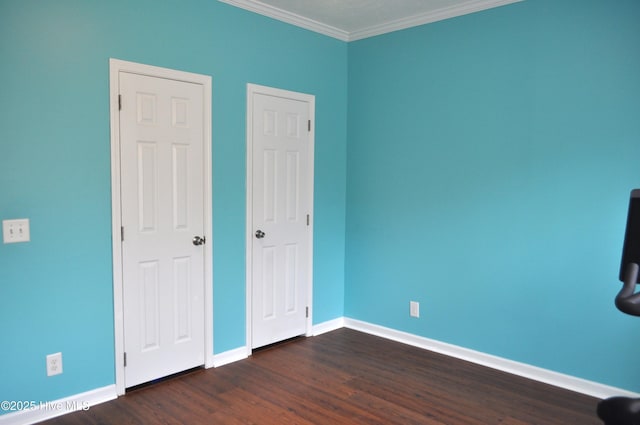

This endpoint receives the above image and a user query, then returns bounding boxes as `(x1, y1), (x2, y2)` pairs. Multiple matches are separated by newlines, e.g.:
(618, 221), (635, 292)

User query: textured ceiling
(219, 0), (523, 41)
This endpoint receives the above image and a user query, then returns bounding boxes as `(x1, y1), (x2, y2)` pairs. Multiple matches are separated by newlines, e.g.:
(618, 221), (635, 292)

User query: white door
(120, 72), (205, 387)
(248, 85), (314, 349)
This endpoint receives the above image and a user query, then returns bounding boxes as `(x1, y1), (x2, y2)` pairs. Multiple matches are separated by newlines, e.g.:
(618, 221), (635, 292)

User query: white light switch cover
(3, 218), (30, 243)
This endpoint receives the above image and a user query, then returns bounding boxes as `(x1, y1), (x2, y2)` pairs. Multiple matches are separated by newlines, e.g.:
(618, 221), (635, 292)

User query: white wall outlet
(2, 218), (30, 243)
(46, 352), (63, 377)
(410, 301), (420, 318)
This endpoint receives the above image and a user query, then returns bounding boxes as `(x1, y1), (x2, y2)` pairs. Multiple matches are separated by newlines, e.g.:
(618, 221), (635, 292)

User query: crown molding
(219, 0), (523, 42)
(348, 0), (524, 41)
(218, 0), (350, 41)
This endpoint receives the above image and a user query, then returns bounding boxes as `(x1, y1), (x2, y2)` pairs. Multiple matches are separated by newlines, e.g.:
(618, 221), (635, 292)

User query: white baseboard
(344, 317), (640, 399)
(212, 346), (248, 367)
(4, 318), (635, 425)
(0, 385), (117, 425)
(210, 318), (345, 368)
(312, 317), (345, 336)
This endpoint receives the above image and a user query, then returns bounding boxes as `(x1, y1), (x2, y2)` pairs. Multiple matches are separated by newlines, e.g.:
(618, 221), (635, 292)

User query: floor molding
(5, 318), (636, 424)
(343, 317), (639, 400)
(312, 317), (345, 336)
(0, 385), (116, 425)
(212, 346), (248, 368)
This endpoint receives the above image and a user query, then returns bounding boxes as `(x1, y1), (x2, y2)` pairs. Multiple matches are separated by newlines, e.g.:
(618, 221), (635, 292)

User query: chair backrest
(619, 189), (640, 283)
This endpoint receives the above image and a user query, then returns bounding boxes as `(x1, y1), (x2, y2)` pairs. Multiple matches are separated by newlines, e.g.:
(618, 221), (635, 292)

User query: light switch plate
(3, 218), (30, 243)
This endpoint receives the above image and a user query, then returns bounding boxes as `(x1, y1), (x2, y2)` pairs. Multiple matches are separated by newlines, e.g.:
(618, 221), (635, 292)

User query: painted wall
(3, 0), (640, 412)
(0, 0), (346, 407)
(346, 0), (640, 391)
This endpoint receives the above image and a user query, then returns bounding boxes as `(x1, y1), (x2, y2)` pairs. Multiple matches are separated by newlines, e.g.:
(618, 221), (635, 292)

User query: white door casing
(246, 84), (315, 350)
(110, 59), (213, 395)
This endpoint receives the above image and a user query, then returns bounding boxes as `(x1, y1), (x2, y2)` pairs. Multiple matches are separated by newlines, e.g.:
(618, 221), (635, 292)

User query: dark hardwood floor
(42, 328), (601, 424)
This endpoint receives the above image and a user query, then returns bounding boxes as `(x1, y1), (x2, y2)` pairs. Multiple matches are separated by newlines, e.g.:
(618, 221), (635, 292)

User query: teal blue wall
(346, 0), (640, 391)
(3, 0), (640, 412)
(0, 0), (346, 407)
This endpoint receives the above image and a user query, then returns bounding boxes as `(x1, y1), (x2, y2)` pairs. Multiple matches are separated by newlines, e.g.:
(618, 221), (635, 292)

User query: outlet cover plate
(46, 352), (63, 376)
(410, 301), (420, 318)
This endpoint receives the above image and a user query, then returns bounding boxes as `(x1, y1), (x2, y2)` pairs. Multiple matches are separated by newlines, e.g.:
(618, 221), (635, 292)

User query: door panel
(250, 90), (312, 349)
(120, 72), (205, 388)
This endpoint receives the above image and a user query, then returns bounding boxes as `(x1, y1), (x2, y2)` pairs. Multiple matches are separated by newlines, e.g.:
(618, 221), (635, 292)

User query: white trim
(5, 318), (635, 425)
(109, 58), (214, 394)
(344, 318), (640, 399)
(213, 318), (342, 368)
(0, 385), (117, 425)
(349, 0), (524, 41)
(180, 315), (640, 399)
(245, 83), (315, 353)
(218, 0), (350, 41)
(218, 0), (523, 42)
(202, 71), (215, 371)
(212, 347), (249, 368)
(312, 317), (345, 336)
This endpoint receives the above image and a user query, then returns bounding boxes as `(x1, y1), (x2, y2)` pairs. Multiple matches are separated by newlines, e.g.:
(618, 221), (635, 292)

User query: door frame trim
(109, 58), (213, 395)
(245, 83), (315, 354)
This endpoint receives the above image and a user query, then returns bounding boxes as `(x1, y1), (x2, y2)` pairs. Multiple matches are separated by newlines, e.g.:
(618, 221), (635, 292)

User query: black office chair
(597, 190), (640, 425)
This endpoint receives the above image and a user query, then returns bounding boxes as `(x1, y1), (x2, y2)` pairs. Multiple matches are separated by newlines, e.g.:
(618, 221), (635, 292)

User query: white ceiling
(219, 0), (523, 41)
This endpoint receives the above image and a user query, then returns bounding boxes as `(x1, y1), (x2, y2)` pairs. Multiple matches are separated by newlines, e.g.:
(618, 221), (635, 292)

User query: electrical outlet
(3, 218), (30, 243)
(46, 352), (63, 377)
(410, 301), (420, 318)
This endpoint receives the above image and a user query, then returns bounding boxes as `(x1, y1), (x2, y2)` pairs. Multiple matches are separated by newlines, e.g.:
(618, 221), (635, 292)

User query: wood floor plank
(41, 329), (601, 424)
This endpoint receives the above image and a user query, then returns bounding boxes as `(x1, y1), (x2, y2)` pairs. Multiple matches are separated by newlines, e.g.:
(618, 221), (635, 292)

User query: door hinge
(308, 120), (311, 132)
(306, 214), (310, 226)
(124, 352), (127, 367)
(306, 306), (309, 318)
(121, 226), (124, 242)
(118, 94), (122, 111)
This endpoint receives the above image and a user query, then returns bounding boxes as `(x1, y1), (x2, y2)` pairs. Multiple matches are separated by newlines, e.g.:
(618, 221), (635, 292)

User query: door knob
(192, 236), (206, 246)
(255, 230), (265, 239)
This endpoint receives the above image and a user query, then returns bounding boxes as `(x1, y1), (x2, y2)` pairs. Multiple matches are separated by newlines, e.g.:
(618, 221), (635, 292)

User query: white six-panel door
(248, 85), (314, 349)
(119, 72), (206, 387)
